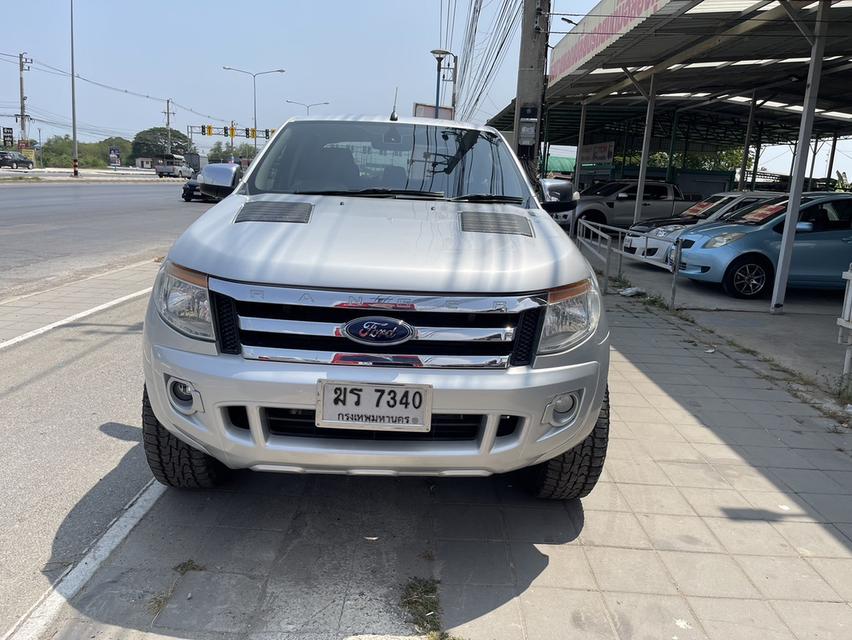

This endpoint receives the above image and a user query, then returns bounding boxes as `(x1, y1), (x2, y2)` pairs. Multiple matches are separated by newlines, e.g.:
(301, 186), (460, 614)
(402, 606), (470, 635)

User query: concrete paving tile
(585, 547), (678, 595)
(658, 551), (760, 598)
(735, 556), (841, 601)
(738, 446), (816, 469)
(806, 557), (852, 599)
(607, 437), (653, 461)
(434, 540), (513, 585)
(110, 521), (210, 570)
(637, 514), (723, 553)
(692, 411), (763, 429)
(772, 522), (852, 558)
(144, 489), (230, 528)
(740, 491), (827, 523)
(337, 581), (412, 636)
(604, 459), (672, 485)
(582, 482), (631, 512)
(255, 578), (346, 633)
(714, 464), (786, 492)
(611, 406), (673, 424)
(639, 441), (705, 463)
(510, 542), (595, 589)
(826, 471), (852, 493)
(800, 493), (852, 523)
(433, 504), (505, 540)
(156, 571), (263, 633)
(603, 592), (708, 640)
(685, 597), (795, 640)
(214, 493), (301, 532)
(521, 588), (617, 640)
(443, 585), (525, 640)
(579, 512), (653, 549)
(611, 393), (654, 408)
(282, 498), (367, 543)
(350, 538), (434, 583)
(772, 601), (852, 640)
(775, 431), (838, 450)
(618, 484), (695, 516)
(502, 505), (582, 543)
(194, 527), (284, 576)
(794, 448), (852, 473)
(710, 428), (782, 447)
(693, 444), (749, 465)
(678, 488), (752, 518)
(228, 469), (308, 496)
(658, 461), (732, 489)
(771, 468), (846, 494)
(703, 518), (796, 556)
(622, 421), (687, 442)
(429, 477), (499, 504)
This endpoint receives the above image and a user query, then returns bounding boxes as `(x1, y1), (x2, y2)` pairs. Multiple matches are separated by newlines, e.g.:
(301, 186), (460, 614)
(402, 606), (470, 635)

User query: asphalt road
(0, 299), (151, 631)
(0, 183), (212, 296)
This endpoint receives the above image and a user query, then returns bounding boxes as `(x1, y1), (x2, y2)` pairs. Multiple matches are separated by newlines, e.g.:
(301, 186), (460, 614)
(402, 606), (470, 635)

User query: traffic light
(206, 125), (213, 136)
(250, 128), (256, 139)
(229, 126), (235, 138)
(264, 129), (269, 139)
(222, 126), (228, 136)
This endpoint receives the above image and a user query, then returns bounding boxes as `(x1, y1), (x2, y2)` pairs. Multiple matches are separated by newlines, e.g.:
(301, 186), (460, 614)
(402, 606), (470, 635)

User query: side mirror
(796, 221), (814, 233)
(198, 165), (239, 199)
(616, 192), (630, 200)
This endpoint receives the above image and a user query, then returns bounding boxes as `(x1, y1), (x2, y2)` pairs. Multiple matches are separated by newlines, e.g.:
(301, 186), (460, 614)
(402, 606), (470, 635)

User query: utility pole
(512, 0), (551, 180)
(37, 127), (42, 168)
(70, 0), (78, 177)
(18, 53), (32, 144)
(162, 98), (175, 155)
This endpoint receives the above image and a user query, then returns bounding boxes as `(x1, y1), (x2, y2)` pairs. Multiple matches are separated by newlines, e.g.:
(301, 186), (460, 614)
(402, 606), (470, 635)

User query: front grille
(263, 408), (509, 441)
(209, 280), (546, 369)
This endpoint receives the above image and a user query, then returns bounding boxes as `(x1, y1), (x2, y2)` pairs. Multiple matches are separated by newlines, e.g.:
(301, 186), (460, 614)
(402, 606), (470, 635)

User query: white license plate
(316, 381), (433, 432)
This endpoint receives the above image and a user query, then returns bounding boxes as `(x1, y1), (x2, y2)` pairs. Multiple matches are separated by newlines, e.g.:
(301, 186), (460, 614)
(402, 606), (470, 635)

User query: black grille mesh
(235, 201), (313, 224)
(210, 292), (241, 354)
(460, 211), (533, 237)
(510, 307), (543, 366)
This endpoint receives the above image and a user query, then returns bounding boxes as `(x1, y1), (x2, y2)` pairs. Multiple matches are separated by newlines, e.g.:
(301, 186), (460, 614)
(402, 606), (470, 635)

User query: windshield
(582, 182), (629, 197)
(680, 195), (730, 219)
(725, 196), (815, 225)
(246, 120), (532, 204)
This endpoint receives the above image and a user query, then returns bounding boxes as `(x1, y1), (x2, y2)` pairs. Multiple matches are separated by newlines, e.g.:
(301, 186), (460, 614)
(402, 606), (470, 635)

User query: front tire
(142, 388), (227, 489)
(26, 162), (33, 170)
(722, 255), (773, 298)
(182, 193), (192, 202)
(522, 390), (609, 500)
(11, 162), (17, 169)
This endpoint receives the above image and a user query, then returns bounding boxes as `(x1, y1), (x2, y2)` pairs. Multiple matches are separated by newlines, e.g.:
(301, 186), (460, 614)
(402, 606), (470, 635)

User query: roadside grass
(400, 577), (464, 640)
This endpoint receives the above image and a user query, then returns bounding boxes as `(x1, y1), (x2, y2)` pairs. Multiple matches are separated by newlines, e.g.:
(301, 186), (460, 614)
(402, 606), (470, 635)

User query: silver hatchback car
(142, 116), (611, 500)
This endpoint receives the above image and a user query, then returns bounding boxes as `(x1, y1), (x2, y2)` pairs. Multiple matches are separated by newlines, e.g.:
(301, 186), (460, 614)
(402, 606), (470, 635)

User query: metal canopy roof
(489, 0), (852, 149)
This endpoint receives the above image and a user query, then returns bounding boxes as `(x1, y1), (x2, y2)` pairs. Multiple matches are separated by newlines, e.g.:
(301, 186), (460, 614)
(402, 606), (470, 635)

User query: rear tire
(26, 162), (33, 170)
(182, 193), (192, 202)
(142, 387), (227, 489)
(11, 162), (17, 169)
(722, 255), (773, 299)
(522, 389), (609, 500)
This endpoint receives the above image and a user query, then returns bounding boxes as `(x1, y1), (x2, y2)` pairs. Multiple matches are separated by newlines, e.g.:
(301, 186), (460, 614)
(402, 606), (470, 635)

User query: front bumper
(678, 245), (734, 283)
(623, 235), (667, 261)
(143, 304), (609, 476)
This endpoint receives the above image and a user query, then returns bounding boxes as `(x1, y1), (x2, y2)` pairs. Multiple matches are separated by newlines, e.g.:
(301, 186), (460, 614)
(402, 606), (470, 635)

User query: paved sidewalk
(29, 298), (852, 640)
(0, 261), (159, 344)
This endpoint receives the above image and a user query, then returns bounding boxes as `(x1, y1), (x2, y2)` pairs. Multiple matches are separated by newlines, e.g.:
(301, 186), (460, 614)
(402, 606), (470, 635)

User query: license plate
(316, 381), (433, 432)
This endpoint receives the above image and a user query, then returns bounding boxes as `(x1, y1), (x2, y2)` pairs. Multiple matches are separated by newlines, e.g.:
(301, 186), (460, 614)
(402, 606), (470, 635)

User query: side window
(644, 184), (669, 200)
(828, 199), (852, 230)
(801, 200), (852, 232)
(620, 185), (637, 200)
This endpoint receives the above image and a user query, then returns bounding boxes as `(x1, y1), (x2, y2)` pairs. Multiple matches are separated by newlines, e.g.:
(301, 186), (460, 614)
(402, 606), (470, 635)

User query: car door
(642, 184), (673, 218)
(787, 199), (852, 286)
(610, 184), (638, 226)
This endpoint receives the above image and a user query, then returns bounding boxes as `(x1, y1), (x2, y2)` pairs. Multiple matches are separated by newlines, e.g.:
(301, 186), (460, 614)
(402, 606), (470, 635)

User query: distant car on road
(677, 192), (852, 298)
(155, 153), (194, 178)
(182, 171), (202, 201)
(0, 151), (34, 170)
(623, 191), (781, 262)
(572, 180), (699, 230)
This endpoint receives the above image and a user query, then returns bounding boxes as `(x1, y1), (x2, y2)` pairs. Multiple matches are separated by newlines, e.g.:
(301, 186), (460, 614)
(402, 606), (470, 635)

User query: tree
(41, 135), (133, 168)
(131, 127), (194, 160)
(207, 141), (228, 163)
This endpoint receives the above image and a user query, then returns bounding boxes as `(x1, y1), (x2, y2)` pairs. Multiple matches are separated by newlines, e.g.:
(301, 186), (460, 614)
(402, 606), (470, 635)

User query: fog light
(168, 378), (202, 415)
(553, 394), (576, 414)
(544, 392), (580, 428)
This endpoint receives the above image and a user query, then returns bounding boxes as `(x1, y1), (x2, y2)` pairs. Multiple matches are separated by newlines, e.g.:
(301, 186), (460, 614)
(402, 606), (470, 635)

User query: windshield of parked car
(679, 195), (730, 219)
(582, 182), (629, 197)
(246, 120), (532, 204)
(725, 196), (816, 225)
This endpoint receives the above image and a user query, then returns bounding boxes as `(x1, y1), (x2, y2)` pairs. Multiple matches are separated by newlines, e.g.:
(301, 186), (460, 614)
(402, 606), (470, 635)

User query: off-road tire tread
(524, 390), (609, 500)
(142, 388), (226, 489)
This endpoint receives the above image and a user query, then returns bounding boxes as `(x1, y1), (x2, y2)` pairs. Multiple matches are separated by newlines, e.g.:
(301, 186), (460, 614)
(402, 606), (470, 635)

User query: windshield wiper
(451, 193), (525, 204)
(292, 188), (445, 198)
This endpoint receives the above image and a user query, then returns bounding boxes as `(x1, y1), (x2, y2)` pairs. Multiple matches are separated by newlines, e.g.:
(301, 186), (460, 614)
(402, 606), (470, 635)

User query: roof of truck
(282, 115), (496, 133)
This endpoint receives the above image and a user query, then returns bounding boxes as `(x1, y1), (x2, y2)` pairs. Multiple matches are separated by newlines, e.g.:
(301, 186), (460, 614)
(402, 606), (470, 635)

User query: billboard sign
(2, 127), (13, 148)
(108, 146), (121, 166)
(580, 141), (615, 165)
(549, 0), (668, 85)
(413, 103), (455, 120)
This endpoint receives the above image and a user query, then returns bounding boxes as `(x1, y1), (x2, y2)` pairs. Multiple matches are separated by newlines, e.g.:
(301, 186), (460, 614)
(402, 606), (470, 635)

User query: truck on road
(154, 153), (194, 178)
(142, 115), (611, 501)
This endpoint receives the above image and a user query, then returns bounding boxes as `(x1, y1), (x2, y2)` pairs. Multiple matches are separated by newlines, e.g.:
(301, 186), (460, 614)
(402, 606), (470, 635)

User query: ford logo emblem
(341, 316), (414, 346)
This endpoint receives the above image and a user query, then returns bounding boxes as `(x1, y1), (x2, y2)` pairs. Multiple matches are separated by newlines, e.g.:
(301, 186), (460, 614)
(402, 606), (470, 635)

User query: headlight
(154, 262), (214, 340)
(705, 232), (746, 248)
(537, 279), (601, 354)
(654, 225), (685, 237)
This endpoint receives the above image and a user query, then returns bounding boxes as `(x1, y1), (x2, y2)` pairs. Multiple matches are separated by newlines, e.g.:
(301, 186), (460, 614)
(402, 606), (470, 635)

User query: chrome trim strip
(241, 346), (510, 369)
(238, 317), (515, 342)
(209, 278), (547, 313)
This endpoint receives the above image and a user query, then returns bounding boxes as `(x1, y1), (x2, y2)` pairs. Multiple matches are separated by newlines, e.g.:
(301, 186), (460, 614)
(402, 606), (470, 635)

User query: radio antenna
(389, 87), (399, 121)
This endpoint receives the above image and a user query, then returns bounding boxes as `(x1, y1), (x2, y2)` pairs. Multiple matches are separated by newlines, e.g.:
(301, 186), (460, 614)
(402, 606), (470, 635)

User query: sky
(0, 0), (848, 177)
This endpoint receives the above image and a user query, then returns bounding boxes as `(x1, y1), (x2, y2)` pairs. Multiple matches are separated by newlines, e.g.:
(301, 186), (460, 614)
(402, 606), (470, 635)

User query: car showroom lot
(2, 269), (850, 640)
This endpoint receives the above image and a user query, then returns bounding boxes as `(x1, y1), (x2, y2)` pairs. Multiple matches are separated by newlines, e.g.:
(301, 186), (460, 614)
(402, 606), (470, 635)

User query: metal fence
(575, 219), (684, 309)
(838, 263), (852, 380)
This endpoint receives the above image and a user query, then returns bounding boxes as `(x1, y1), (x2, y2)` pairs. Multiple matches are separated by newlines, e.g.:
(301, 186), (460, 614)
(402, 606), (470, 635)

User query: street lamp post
(430, 49), (451, 118)
(222, 66), (285, 151)
(285, 100), (330, 116)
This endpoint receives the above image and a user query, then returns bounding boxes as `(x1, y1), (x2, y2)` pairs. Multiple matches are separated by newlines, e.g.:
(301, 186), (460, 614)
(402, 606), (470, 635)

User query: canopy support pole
(738, 91), (757, 190)
(573, 102), (587, 188)
(634, 73), (656, 224)
(666, 111), (679, 183)
(750, 122), (764, 190)
(771, 0), (828, 314)
(827, 132), (838, 181)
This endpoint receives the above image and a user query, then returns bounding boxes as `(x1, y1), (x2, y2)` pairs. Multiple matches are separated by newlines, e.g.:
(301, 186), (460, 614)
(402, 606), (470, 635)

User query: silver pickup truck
(142, 116), (610, 500)
(571, 180), (699, 229)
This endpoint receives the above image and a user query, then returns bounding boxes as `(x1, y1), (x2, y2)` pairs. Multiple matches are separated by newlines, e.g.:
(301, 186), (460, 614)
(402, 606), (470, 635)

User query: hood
(681, 221), (756, 241)
(631, 215), (701, 231)
(169, 193), (591, 294)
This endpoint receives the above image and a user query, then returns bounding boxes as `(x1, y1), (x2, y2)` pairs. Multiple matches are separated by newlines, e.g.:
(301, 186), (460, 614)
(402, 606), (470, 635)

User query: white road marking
(0, 287), (151, 351)
(1, 480), (166, 640)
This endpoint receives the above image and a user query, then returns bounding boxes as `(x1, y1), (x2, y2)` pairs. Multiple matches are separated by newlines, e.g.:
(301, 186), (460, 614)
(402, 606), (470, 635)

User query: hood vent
(235, 201), (313, 224)
(460, 211), (533, 237)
